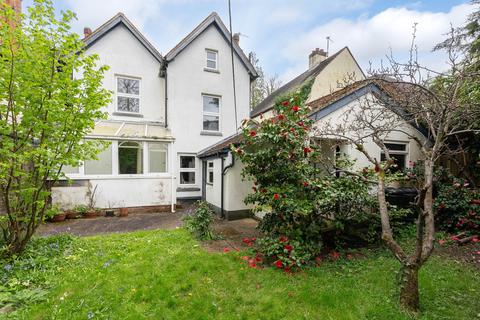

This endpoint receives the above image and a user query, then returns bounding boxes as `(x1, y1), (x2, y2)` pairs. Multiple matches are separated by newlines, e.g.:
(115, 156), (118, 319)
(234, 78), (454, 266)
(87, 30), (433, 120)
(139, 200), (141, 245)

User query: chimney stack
(233, 33), (240, 46)
(83, 27), (92, 38)
(5, 0), (21, 14)
(309, 48), (327, 69)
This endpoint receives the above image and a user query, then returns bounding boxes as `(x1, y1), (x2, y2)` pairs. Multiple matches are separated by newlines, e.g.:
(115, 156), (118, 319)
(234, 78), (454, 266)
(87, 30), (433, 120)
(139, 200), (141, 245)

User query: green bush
(183, 201), (217, 240)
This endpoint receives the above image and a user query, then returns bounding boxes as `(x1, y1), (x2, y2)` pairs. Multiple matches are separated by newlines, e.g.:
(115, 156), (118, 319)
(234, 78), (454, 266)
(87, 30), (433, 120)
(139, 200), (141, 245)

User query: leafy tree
(0, 0), (111, 256)
(249, 52), (282, 109)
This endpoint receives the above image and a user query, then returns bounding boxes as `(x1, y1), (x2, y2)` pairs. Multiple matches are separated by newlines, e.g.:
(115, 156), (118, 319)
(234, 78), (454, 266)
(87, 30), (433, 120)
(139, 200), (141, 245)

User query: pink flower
(241, 256), (249, 261)
(438, 239), (446, 245)
(472, 237), (479, 243)
(475, 251), (480, 255)
(248, 259), (257, 268)
(451, 236), (459, 241)
(223, 247), (230, 252)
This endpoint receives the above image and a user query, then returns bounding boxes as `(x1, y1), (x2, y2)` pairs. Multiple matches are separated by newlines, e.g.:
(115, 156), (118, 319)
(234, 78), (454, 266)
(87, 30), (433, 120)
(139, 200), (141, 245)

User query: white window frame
(202, 94), (221, 132)
(148, 142), (168, 174)
(116, 75), (141, 114)
(381, 141), (409, 170)
(207, 161), (214, 184)
(118, 141), (144, 175)
(179, 154), (197, 186)
(205, 49), (218, 71)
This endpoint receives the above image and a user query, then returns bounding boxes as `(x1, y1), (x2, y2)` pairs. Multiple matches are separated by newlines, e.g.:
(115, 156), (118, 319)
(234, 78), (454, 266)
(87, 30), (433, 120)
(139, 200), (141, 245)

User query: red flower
(330, 251), (341, 260)
(303, 147), (312, 154)
(278, 114), (285, 121)
(282, 100), (289, 107)
(273, 193), (280, 200)
(284, 266), (291, 273)
(297, 121), (304, 127)
(252, 186), (257, 192)
(291, 105), (300, 112)
(438, 239), (446, 245)
(450, 236), (459, 241)
(242, 238), (251, 244)
(439, 202), (446, 209)
(251, 237), (256, 242)
(303, 181), (309, 187)
(472, 237), (479, 243)
(274, 260), (283, 268)
(241, 255), (249, 261)
(471, 199), (480, 205)
(249, 131), (257, 137)
(284, 244), (293, 251)
(223, 247), (230, 252)
(279, 235), (288, 243)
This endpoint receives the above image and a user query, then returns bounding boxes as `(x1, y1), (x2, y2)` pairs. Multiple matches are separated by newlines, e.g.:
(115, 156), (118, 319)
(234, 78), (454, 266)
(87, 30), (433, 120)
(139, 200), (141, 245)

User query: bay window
(149, 142), (168, 173)
(84, 144), (113, 175)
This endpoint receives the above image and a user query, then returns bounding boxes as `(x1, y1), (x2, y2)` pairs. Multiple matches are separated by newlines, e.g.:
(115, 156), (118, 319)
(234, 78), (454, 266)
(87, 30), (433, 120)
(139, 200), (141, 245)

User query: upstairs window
(202, 95), (220, 132)
(117, 76), (140, 113)
(119, 141), (143, 174)
(380, 142), (408, 172)
(206, 49), (218, 70)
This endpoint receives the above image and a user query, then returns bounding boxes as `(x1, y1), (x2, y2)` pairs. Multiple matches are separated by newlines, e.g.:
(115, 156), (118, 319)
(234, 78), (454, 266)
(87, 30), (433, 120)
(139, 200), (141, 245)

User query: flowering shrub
(183, 201), (217, 240)
(256, 235), (314, 271)
(435, 178), (479, 235)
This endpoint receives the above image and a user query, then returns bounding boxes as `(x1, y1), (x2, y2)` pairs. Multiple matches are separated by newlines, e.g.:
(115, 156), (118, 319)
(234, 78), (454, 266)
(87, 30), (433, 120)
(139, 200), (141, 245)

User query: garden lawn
(5, 229), (480, 320)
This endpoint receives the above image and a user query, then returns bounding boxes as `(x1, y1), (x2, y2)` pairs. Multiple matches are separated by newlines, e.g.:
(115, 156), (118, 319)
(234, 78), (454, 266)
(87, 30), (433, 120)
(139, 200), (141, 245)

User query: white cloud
(280, 3), (474, 82)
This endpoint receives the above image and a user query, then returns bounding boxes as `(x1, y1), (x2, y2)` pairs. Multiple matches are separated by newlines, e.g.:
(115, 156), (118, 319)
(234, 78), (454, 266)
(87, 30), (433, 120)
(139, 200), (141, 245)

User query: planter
(51, 213), (67, 222)
(118, 207), (129, 217)
(65, 210), (77, 219)
(84, 210), (101, 219)
(105, 210), (115, 217)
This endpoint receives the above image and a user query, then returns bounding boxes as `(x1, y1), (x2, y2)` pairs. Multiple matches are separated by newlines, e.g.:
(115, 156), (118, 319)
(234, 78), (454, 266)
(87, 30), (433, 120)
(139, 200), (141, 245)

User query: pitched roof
(197, 132), (243, 159)
(250, 47), (352, 118)
(165, 12), (258, 80)
(83, 12), (163, 63)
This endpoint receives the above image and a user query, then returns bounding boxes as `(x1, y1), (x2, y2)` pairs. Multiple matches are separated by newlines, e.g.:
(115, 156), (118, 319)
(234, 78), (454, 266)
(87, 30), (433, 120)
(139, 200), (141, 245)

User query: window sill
(204, 68), (220, 74)
(112, 112), (144, 118)
(177, 187), (201, 192)
(206, 182), (213, 186)
(200, 131), (222, 136)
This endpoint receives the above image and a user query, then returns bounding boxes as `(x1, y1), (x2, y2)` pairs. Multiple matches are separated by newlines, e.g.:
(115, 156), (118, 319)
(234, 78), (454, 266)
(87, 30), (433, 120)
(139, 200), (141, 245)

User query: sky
(23, 0), (476, 83)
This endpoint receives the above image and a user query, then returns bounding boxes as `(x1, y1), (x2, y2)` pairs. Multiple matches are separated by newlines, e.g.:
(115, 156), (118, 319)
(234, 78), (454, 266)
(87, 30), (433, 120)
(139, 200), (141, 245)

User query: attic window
(117, 76), (140, 113)
(206, 49), (218, 70)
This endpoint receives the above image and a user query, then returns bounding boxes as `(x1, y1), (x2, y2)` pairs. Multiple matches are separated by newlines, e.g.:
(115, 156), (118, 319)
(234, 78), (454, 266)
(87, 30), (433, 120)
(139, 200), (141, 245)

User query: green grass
(4, 229), (480, 320)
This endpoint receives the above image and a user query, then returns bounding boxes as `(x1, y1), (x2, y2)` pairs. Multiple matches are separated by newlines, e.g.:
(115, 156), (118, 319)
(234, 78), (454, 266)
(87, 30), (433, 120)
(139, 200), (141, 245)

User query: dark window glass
(384, 143), (406, 151)
(180, 156), (195, 169)
(203, 115), (219, 131)
(119, 141), (143, 174)
(380, 153), (406, 172)
(180, 172), (195, 184)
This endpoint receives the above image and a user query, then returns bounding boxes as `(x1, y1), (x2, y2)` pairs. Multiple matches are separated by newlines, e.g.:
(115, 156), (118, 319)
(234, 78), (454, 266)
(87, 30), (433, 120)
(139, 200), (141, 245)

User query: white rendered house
(52, 12), (257, 212)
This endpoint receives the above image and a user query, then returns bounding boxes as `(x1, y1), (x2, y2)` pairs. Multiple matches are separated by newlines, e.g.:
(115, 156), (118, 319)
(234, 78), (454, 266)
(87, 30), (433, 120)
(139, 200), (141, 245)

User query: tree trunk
(399, 264), (420, 312)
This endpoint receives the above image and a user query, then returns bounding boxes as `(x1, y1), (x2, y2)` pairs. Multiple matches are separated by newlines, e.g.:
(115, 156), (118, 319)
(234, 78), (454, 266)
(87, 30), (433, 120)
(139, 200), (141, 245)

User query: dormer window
(206, 49), (218, 70)
(117, 76), (140, 113)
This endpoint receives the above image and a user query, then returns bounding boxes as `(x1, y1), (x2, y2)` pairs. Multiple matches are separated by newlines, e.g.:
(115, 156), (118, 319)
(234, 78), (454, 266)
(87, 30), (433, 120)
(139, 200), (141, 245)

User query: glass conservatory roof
(87, 121), (174, 141)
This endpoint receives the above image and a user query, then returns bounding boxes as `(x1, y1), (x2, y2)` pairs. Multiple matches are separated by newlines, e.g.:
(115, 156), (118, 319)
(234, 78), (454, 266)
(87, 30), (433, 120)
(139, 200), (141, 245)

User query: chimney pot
(233, 33), (240, 46)
(309, 48), (327, 69)
(84, 27), (92, 38)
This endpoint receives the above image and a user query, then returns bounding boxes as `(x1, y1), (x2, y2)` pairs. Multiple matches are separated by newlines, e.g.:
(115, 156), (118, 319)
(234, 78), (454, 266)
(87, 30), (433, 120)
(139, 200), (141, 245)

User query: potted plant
(49, 204), (66, 222)
(118, 207), (129, 217)
(65, 208), (77, 219)
(74, 204), (88, 218)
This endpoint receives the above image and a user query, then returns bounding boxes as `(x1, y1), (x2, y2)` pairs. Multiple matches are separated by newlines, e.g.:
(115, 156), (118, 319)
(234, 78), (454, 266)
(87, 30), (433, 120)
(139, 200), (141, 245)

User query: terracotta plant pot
(84, 210), (101, 219)
(118, 208), (129, 217)
(51, 213), (67, 222)
(65, 210), (77, 219)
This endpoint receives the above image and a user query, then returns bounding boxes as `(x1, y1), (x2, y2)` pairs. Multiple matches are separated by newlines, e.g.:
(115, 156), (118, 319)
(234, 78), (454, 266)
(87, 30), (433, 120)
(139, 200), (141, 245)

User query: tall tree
(0, 0), (111, 256)
(249, 52), (282, 109)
